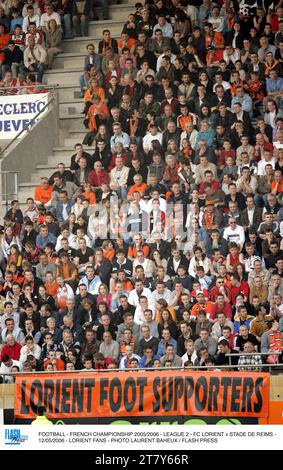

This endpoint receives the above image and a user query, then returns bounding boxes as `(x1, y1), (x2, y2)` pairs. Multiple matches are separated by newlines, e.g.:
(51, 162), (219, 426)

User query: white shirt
(134, 305), (155, 325)
(40, 11), (61, 29)
(19, 344), (42, 363)
(0, 360), (22, 383)
(23, 14), (41, 33)
(0, 312), (20, 331)
(247, 207), (255, 226)
(143, 132), (163, 152)
(257, 157), (276, 176)
(146, 197), (167, 213)
(213, 80), (231, 92)
(156, 52), (176, 72)
(128, 288), (152, 307)
(223, 224), (245, 247)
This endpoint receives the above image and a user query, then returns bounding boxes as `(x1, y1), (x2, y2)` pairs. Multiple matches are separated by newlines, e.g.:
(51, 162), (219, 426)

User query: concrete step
(19, 183), (37, 202)
(64, 129), (86, 142)
(53, 146), (95, 157)
(91, 4), (134, 20)
(59, 99), (84, 117)
(45, 68), (82, 86)
(57, 85), (81, 102)
(53, 54), (84, 70)
(53, 55), (84, 69)
(88, 19), (124, 37)
(63, 137), (88, 147)
(59, 115), (87, 131)
(61, 37), (100, 54)
(36, 164), (70, 170)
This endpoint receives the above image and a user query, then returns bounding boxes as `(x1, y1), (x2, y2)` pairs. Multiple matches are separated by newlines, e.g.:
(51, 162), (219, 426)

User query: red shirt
(199, 180), (219, 195)
(210, 302), (232, 320)
(0, 342), (21, 361)
(88, 170), (110, 187)
(231, 281), (250, 305)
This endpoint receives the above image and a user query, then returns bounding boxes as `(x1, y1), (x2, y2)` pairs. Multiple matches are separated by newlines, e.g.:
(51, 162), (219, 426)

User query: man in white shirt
(213, 71), (231, 92)
(134, 296), (155, 325)
(223, 217), (245, 250)
(99, 331), (119, 361)
(0, 302), (20, 331)
(23, 5), (41, 33)
(40, 3), (61, 32)
(0, 355), (22, 383)
(128, 279), (152, 307)
(132, 251), (156, 279)
(19, 335), (41, 363)
(143, 123), (163, 153)
(151, 281), (174, 306)
(119, 344), (141, 369)
(257, 149), (276, 176)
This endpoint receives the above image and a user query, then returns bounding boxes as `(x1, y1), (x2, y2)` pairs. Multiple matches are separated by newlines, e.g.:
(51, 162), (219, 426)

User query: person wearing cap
(191, 292), (214, 320)
(31, 406), (53, 425)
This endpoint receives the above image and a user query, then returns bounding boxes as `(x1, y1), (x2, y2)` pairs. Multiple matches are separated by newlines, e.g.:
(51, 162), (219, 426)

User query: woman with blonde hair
(45, 19), (62, 68)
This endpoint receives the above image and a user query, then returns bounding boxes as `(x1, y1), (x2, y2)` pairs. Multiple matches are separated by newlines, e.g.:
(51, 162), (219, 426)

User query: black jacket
(137, 336), (159, 356)
(94, 257), (112, 287)
(167, 254), (189, 277)
(92, 146), (112, 169)
(96, 323), (118, 342)
(70, 151), (93, 171)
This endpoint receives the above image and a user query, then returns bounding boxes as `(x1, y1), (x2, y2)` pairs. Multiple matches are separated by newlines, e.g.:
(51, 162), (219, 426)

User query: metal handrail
(0, 170), (19, 211)
(0, 85), (60, 91)
(0, 92), (56, 157)
(227, 352), (281, 356)
(0, 363), (282, 376)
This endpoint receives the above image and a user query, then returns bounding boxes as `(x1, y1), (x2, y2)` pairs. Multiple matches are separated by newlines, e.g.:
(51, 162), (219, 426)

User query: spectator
(45, 19), (62, 69)
(22, 36), (47, 82)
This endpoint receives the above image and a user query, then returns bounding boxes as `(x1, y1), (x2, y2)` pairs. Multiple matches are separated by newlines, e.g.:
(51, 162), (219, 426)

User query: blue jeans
(63, 13), (72, 37)
(93, 0), (109, 18)
(73, 14), (89, 36)
(21, 63), (46, 82)
(79, 72), (87, 94)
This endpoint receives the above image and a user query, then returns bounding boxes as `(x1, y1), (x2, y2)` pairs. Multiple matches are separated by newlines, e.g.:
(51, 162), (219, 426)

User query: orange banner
(14, 371), (270, 419)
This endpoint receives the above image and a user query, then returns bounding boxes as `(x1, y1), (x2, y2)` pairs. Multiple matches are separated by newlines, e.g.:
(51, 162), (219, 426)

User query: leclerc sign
(14, 371), (270, 420)
(0, 93), (48, 139)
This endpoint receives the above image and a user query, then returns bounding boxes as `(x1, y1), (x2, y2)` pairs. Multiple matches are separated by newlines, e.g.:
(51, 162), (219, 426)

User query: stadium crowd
(1, 0), (283, 381)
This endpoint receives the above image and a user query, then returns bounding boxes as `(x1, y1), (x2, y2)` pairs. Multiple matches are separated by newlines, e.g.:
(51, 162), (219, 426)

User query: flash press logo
(4, 429), (28, 445)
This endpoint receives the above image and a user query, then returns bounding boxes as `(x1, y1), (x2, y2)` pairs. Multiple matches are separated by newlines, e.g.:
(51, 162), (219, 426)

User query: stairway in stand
(18, 0), (136, 204)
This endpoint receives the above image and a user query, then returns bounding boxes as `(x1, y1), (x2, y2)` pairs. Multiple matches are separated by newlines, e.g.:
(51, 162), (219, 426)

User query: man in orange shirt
(81, 182), (96, 205)
(34, 177), (53, 207)
(191, 291), (214, 320)
(127, 174), (147, 199)
(204, 23), (224, 49)
(118, 33), (136, 54)
(271, 169), (283, 195)
(44, 271), (59, 299)
(44, 349), (65, 370)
